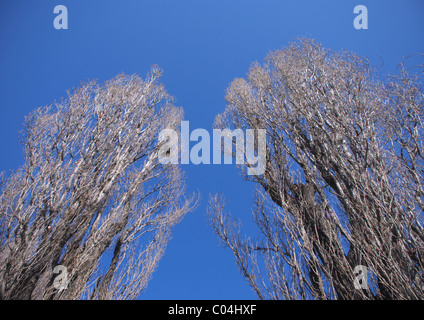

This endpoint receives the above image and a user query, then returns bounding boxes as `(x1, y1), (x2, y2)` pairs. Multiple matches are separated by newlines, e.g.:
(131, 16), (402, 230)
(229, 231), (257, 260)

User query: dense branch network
(209, 39), (424, 300)
(0, 68), (195, 300)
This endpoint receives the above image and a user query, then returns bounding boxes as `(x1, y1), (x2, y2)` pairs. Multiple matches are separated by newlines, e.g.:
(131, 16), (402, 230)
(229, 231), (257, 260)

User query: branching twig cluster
(0, 67), (196, 300)
(209, 39), (424, 300)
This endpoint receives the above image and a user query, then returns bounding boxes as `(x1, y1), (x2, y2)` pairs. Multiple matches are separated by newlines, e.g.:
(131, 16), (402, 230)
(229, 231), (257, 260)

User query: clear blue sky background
(0, 0), (423, 299)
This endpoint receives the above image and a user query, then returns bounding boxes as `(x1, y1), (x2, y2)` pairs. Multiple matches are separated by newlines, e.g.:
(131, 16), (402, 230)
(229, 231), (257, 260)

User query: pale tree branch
(0, 68), (196, 300)
(209, 38), (424, 300)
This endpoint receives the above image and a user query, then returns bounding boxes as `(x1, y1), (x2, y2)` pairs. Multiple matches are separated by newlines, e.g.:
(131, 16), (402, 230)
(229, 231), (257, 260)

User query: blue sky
(0, 0), (423, 299)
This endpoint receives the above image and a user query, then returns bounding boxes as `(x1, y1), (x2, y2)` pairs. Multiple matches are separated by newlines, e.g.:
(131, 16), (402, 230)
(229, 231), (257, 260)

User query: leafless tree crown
(209, 39), (424, 299)
(0, 67), (195, 300)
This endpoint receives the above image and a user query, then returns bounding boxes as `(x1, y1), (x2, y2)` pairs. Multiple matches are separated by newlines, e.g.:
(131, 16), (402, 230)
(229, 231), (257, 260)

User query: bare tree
(0, 67), (195, 300)
(209, 39), (424, 300)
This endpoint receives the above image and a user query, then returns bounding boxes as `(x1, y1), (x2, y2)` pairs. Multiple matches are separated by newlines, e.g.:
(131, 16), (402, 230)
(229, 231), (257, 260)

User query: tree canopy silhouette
(209, 39), (424, 300)
(0, 67), (195, 300)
